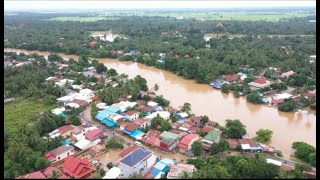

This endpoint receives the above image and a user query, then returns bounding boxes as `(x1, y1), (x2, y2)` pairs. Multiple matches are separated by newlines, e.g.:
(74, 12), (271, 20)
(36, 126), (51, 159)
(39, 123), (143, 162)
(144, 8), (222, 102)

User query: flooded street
(4, 48), (316, 159)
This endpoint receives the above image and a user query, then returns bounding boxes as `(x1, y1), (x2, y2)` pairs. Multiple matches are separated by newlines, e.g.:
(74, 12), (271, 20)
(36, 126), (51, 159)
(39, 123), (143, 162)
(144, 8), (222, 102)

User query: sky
(4, 1), (316, 11)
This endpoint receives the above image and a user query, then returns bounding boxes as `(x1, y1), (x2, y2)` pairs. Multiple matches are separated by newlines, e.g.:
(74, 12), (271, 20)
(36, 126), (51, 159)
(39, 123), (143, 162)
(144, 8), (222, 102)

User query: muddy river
(4, 48), (316, 159)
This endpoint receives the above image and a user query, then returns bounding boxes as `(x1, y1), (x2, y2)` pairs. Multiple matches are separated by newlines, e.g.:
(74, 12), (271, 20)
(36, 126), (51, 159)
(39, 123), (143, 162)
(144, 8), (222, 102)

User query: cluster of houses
(4, 54), (34, 67)
(210, 66), (316, 108)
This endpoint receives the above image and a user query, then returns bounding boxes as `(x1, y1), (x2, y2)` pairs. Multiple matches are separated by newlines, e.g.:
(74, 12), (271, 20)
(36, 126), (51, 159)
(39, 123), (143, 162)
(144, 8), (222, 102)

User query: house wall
(125, 113), (139, 121)
(187, 137), (200, 151)
(51, 147), (75, 163)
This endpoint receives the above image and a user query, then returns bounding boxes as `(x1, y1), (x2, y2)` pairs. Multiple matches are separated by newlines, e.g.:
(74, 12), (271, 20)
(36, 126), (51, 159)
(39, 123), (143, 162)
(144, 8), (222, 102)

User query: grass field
(4, 98), (56, 135)
(48, 16), (119, 22)
(102, 12), (314, 22)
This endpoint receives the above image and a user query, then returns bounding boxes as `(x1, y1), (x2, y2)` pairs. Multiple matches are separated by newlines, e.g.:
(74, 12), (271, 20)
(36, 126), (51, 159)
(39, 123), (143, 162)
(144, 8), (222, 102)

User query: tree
(200, 115), (209, 125)
(128, 172), (144, 179)
(99, 168), (106, 177)
(253, 129), (273, 143)
(233, 91), (240, 98)
(161, 119), (171, 131)
(292, 142), (316, 166)
(277, 169), (305, 179)
(95, 63), (107, 74)
(191, 141), (203, 156)
(154, 95), (170, 107)
(50, 170), (59, 179)
(278, 100), (296, 112)
(209, 139), (230, 155)
(106, 138), (124, 149)
(69, 115), (81, 126)
(225, 119), (246, 138)
(181, 102), (191, 114)
(246, 92), (263, 104)
(221, 84), (230, 94)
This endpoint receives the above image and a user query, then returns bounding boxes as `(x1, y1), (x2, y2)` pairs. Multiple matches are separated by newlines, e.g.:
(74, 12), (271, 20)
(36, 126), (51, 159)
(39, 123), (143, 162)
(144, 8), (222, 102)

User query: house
(74, 138), (100, 150)
(248, 77), (271, 90)
(140, 105), (153, 116)
(210, 80), (226, 89)
(271, 99), (284, 106)
(259, 143), (275, 153)
(130, 50), (136, 56)
(281, 70), (295, 78)
(178, 123), (191, 132)
(274, 93), (292, 100)
(159, 131), (181, 152)
(44, 145), (75, 163)
(178, 134), (200, 153)
(171, 121), (183, 129)
(123, 123), (139, 136)
(281, 164), (295, 172)
(141, 129), (161, 148)
(169, 129), (188, 137)
(112, 101), (137, 113)
(167, 163), (196, 179)
(90, 41), (97, 47)
(118, 146), (158, 178)
(173, 112), (189, 122)
(130, 129), (146, 140)
(147, 101), (159, 110)
(238, 139), (263, 152)
(188, 116), (202, 127)
(202, 129), (222, 150)
(72, 125), (98, 141)
(134, 118), (151, 129)
(78, 88), (95, 100)
(62, 156), (94, 179)
(89, 143), (105, 157)
(266, 158), (283, 166)
(303, 171), (316, 179)
(222, 74), (239, 82)
(16, 166), (68, 179)
(70, 99), (89, 108)
(95, 108), (123, 128)
(124, 110), (140, 121)
(145, 111), (171, 120)
(189, 126), (201, 134)
(4, 61), (13, 67)
(228, 139), (240, 150)
(103, 167), (122, 179)
(48, 125), (76, 139)
(303, 92), (316, 99)
(201, 125), (213, 135)
(85, 128), (106, 141)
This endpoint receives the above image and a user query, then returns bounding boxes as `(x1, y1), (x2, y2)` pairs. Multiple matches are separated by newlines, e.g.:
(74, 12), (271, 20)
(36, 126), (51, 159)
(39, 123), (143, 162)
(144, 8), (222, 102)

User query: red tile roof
(178, 134), (199, 149)
(254, 78), (267, 84)
(146, 129), (161, 138)
(272, 99), (284, 105)
(62, 156), (94, 179)
(85, 129), (104, 140)
(58, 125), (75, 135)
(134, 118), (150, 126)
(125, 110), (139, 116)
(223, 74), (239, 82)
(144, 137), (161, 147)
(303, 92), (316, 97)
(189, 127), (200, 134)
(89, 41), (97, 47)
(118, 145), (139, 158)
(42, 166), (69, 179)
(303, 171), (316, 179)
(16, 171), (46, 179)
(202, 125), (213, 133)
(228, 139), (239, 149)
(189, 116), (202, 123)
(125, 123), (139, 132)
(237, 139), (259, 147)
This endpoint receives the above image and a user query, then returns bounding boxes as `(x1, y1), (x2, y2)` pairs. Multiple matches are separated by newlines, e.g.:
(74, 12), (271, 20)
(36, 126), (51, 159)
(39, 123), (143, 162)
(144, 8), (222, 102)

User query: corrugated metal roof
(160, 131), (180, 140)
(204, 129), (221, 142)
(120, 147), (152, 167)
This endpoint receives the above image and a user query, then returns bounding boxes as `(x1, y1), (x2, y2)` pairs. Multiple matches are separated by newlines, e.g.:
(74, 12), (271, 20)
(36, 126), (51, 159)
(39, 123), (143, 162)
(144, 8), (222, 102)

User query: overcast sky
(4, 1), (316, 11)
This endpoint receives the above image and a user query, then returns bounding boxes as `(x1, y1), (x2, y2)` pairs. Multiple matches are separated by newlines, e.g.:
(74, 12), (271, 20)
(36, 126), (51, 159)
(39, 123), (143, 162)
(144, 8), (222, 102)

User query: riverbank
(4, 48), (316, 159)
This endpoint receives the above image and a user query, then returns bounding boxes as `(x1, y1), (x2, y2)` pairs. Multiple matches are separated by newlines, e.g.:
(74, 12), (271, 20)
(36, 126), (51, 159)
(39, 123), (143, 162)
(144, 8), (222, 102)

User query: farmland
(4, 98), (56, 135)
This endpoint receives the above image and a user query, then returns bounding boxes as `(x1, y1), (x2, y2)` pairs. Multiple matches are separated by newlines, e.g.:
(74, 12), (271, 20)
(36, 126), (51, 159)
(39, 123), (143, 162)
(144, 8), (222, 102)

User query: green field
(102, 12), (314, 22)
(48, 16), (119, 22)
(4, 98), (56, 134)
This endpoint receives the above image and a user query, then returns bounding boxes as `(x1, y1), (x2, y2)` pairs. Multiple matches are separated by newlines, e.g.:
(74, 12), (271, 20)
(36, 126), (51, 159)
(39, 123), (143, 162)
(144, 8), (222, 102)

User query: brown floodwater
(4, 48), (316, 159)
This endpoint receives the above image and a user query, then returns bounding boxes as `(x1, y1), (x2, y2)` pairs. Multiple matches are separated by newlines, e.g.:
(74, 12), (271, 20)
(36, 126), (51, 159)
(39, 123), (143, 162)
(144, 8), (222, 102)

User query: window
(58, 157), (60, 160)
(67, 152), (70, 155)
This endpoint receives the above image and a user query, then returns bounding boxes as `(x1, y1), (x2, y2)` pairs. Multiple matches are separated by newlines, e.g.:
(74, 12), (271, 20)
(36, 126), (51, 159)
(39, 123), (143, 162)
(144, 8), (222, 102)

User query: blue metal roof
(160, 158), (175, 165)
(130, 50), (136, 55)
(105, 106), (121, 114)
(210, 81), (225, 89)
(120, 147), (152, 167)
(102, 118), (117, 128)
(261, 98), (269, 103)
(96, 109), (113, 121)
(154, 162), (167, 171)
(151, 168), (161, 177)
(123, 129), (133, 135)
(130, 130), (144, 139)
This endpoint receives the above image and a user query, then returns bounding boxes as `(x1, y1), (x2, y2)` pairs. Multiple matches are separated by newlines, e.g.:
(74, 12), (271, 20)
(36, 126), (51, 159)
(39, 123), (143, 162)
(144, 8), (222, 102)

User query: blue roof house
(105, 106), (121, 114)
(210, 80), (226, 89)
(130, 50), (136, 56)
(118, 147), (157, 178)
(95, 109), (118, 128)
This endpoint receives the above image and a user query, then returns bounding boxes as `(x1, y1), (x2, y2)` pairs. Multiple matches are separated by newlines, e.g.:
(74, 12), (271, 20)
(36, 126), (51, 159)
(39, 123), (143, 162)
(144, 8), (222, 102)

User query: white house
(72, 126), (98, 141)
(147, 101), (159, 109)
(74, 138), (101, 151)
(103, 167), (121, 179)
(145, 111), (171, 120)
(124, 110), (140, 121)
(134, 118), (151, 129)
(112, 101), (137, 112)
(118, 146), (158, 178)
(44, 145), (75, 163)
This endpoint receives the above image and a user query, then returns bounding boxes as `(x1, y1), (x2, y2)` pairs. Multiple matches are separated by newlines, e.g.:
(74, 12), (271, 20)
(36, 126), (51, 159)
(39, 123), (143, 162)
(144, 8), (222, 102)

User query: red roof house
(222, 74), (239, 82)
(201, 125), (213, 134)
(42, 166), (69, 179)
(303, 92), (316, 98)
(271, 99), (284, 105)
(178, 134), (199, 153)
(254, 78), (267, 84)
(15, 171), (47, 179)
(228, 139), (240, 149)
(62, 156), (94, 179)
(85, 128), (105, 141)
(188, 116), (202, 127)
(89, 41), (97, 47)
